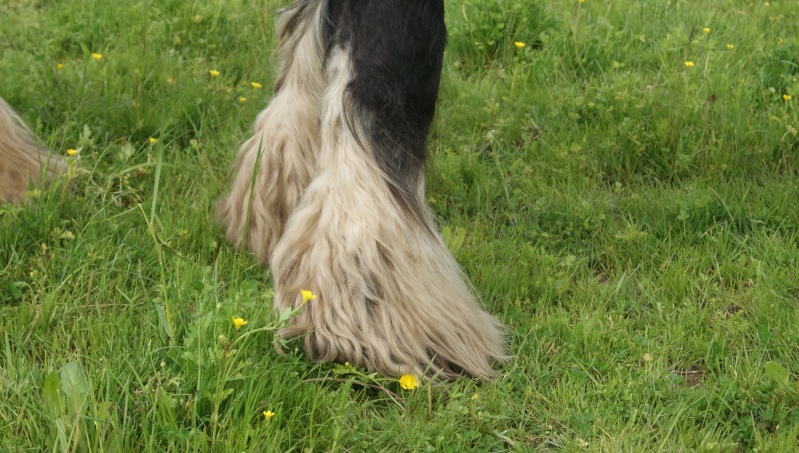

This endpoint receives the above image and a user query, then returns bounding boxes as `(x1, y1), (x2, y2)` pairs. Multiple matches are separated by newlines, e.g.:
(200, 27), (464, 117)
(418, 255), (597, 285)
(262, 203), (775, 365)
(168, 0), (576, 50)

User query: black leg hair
(328, 0), (447, 225)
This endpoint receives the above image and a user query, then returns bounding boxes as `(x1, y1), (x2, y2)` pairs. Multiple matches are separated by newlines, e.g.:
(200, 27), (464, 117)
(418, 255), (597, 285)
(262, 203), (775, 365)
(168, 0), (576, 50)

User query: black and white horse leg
(271, 0), (506, 379)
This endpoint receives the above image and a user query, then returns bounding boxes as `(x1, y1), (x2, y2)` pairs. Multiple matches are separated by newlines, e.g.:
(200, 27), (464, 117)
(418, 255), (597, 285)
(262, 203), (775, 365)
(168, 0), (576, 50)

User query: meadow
(1, 0), (798, 450)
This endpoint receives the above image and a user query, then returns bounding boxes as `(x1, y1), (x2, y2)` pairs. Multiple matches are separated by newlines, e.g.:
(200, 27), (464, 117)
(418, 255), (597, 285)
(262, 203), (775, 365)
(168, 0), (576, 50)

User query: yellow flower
(209, 69), (220, 77)
(91, 53), (102, 60)
(263, 410), (274, 420)
(66, 148), (77, 156)
(471, 393), (479, 400)
(251, 82), (263, 89)
(513, 41), (525, 49)
(238, 97), (247, 103)
(579, 0), (585, 3)
(703, 28), (710, 34)
(148, 137), (158, 144)
(399, 374), (419, 390)
(684, 61), (695, 68)
(785, 94), (792, 102)
(232, 316), (248, 330)
(56, 63), (65, 70)
(301, 289), (316, 303)
(726, 43), (734, 49)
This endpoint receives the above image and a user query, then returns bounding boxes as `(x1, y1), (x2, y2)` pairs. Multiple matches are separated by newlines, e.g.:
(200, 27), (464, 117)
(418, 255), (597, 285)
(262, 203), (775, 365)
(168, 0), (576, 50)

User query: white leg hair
(0, 97), (65, 204)
(216, 1), (327, 262)
(271, 48), (507, 380)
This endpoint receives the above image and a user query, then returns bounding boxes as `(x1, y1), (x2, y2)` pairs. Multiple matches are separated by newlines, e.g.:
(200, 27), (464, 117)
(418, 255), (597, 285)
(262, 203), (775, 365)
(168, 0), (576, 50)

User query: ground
(1, 0), (798, 451)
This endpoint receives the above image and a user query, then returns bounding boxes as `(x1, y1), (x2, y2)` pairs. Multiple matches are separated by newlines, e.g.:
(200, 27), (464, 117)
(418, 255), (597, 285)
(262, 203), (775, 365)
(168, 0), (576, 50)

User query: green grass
(2, 0), (799, 450)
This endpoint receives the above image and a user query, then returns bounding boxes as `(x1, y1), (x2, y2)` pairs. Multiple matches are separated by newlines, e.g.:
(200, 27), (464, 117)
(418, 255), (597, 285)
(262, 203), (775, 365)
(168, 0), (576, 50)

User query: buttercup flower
(209, 69), (220, 77)
(684, 61), (695, 68)
(66, 149), (77, 156)
(251, 82), (263, 89)
(399, 374), (419, 390)
(726, 43), (734, 49)
(301, 289), (316, 303)
(514, 41), (525, 49)
(232, 316), (248, 330)
(91, 53), (102, 60)
(703, 28), (710, 34)
(239, 97), (247, 103)
(784, 94), (792, 102)
(263, 410), (274, 420)
(148, 137), (158, 144)
(56, 63), (65, 70)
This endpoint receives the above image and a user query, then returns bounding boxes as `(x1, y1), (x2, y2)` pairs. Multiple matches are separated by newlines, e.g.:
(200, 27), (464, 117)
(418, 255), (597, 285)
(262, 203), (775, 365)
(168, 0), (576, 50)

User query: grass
(1, 0), (798, 450)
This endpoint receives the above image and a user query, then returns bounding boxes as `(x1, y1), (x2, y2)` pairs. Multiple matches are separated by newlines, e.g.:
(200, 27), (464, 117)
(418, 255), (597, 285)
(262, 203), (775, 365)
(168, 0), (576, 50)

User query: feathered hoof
(270, 151), (506, 380)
